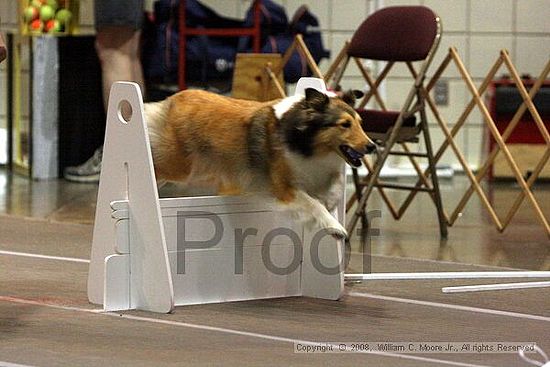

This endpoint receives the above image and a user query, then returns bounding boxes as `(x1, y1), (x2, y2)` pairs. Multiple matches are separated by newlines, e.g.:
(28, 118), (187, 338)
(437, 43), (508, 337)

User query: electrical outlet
(434, 79), (449, 106)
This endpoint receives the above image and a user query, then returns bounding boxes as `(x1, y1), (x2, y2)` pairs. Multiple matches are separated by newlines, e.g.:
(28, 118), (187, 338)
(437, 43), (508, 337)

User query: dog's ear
(305, 88), (329, 111)
(341, 89), (364, 108)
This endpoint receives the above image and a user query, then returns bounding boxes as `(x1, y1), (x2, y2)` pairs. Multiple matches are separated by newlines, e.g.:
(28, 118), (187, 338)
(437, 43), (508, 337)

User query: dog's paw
(325, 224), (348, 241)
(316, 213), (348, 240)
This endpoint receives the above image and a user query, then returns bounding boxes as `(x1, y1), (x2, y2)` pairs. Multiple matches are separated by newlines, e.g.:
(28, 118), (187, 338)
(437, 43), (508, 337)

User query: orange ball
(30, 19), (43, 32)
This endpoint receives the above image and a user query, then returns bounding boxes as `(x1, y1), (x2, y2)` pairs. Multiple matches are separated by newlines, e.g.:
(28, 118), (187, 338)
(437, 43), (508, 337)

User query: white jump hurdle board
(111, 195), (345, 307)
(87, 79), (345, 313)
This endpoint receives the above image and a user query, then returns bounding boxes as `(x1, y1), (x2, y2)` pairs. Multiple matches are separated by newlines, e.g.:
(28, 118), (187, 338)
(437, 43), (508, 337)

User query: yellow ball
(39, 5), (55, 22)
(23, 6), (39, 23)
(55, 8), (72, 24)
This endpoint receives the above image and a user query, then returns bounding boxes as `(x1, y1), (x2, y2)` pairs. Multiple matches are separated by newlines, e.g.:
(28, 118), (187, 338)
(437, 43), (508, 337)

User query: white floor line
(0, 250), (90, 264)
(349, 292), (550, 322)
(0, 296), (493, 367)
(0, 362), (39, 367)
(0, 296), (103, 314)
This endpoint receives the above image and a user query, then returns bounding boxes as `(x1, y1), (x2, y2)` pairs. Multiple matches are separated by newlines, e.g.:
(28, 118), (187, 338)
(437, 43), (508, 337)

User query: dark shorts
(94, 0), (145, 30)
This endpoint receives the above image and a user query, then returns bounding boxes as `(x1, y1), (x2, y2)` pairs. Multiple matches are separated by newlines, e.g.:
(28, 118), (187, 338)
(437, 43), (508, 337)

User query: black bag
(142, 0), (243, 84)
(239, 3), (330, 83)
(141, 0), (330, 85)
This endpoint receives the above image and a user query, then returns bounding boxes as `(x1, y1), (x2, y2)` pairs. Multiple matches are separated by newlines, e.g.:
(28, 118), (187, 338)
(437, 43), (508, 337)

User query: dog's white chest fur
(286, 152), (342, 193)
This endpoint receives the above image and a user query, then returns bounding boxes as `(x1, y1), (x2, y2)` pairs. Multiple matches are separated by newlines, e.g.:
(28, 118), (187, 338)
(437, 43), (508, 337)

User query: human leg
(64, 0), (144, 182)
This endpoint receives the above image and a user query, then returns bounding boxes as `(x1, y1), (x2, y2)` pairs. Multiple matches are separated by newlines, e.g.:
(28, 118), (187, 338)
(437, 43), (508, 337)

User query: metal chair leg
(418, 96), (448, 238)
(347, 128), (401, 237)
(351, 168), (369, 232)
(347, 82), (424, 238)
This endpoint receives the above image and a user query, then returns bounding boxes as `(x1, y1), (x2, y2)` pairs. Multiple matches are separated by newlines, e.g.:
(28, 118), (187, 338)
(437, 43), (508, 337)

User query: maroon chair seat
(357, 109), (416, 134)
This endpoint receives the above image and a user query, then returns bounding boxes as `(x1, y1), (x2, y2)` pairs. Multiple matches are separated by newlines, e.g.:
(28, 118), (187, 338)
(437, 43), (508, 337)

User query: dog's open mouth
(339, 145), (364, 167)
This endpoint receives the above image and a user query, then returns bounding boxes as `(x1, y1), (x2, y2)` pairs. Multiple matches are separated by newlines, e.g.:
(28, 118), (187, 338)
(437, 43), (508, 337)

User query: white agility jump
(87, 79), (346, 313)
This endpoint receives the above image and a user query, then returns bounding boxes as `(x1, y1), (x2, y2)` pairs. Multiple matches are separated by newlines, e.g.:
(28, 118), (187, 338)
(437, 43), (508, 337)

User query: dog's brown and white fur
(144, 88), (374, 239)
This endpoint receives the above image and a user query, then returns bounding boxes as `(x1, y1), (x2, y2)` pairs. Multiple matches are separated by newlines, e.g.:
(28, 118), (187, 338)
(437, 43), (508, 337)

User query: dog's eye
(341, 122), (352, 128)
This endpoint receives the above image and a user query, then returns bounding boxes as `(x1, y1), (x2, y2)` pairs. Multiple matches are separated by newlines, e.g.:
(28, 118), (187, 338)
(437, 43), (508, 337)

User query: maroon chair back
(348, 6), (439, 62)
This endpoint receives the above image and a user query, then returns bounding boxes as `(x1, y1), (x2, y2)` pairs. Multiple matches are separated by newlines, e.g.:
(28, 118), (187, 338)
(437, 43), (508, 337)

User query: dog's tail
(144, 100), (170, 148)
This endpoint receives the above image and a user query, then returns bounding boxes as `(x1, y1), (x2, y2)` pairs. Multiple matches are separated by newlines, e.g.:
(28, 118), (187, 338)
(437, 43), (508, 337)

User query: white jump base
(87, 79), (345, 313)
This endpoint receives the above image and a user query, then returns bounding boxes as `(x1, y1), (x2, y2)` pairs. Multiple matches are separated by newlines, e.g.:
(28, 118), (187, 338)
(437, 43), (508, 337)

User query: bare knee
(95, 26), (140, 63)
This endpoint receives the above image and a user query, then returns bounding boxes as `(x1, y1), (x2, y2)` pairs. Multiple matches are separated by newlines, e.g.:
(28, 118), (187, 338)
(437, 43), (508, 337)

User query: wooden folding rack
(402, 48), (550, 238)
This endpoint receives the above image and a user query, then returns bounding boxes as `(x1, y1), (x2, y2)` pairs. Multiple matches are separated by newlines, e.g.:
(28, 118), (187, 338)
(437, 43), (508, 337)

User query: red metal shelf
(178, 0), (262, 90)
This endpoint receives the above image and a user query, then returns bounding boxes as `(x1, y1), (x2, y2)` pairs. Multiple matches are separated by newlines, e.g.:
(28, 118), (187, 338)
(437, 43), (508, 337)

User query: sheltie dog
(144, 88), (375, 239)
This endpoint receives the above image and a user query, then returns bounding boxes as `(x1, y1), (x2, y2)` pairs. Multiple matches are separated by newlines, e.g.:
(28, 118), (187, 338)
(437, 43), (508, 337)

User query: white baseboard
(345, 163), (479, 179)
(0, 128), (6, 164)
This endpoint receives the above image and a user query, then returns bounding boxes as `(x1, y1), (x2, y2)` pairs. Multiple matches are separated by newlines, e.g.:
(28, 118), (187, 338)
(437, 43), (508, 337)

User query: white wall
(1, 0), (549, 168)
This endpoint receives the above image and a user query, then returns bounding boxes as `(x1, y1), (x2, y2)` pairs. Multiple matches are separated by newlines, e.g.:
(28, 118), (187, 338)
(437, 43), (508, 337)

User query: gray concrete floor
(0, 168), (549, 366)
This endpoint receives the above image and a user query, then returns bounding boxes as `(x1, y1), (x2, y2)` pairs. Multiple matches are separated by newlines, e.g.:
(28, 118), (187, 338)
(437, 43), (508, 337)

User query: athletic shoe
(63, 147), (102, 183)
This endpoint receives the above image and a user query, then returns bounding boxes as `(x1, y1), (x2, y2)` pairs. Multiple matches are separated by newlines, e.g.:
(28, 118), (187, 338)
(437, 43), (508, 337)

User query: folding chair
(325, 6), (448, 239)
